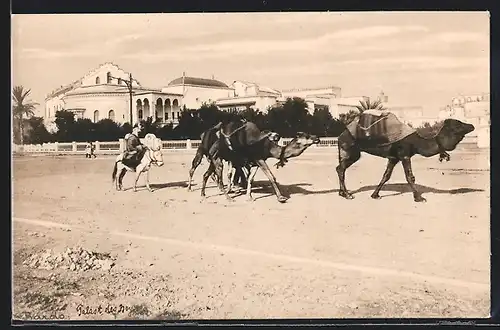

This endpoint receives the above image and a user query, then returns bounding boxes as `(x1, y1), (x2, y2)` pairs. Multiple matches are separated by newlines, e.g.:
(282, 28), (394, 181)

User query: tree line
(13, 85), (441, 145)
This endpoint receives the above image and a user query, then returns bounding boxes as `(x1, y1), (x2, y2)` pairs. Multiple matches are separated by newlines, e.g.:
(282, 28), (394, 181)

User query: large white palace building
(44, 63), (489, 147)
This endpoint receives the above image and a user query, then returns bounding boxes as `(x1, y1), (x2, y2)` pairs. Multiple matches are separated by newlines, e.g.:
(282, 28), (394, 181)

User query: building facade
(438, 93), (490, 148)
(216, 80), (281, 112)
(162, 75), (232, 110)
(44, 63), (183, 127)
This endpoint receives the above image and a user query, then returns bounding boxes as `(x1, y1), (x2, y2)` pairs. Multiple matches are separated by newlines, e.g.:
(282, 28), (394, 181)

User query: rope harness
(219, 123), (248, 151)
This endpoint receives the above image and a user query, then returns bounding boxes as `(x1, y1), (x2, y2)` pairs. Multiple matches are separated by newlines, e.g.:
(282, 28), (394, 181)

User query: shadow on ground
(120, 181), (188, 192)
(149, 181), (188, 190)
(352, 183), (484, 198)
(244, 181), (338, 200)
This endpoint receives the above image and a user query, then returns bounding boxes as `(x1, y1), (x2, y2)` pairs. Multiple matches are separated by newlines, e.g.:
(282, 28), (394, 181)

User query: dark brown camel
(201, 121), (320, 203)
(336, 116), (475, 202)
(187, 123), (279, 191)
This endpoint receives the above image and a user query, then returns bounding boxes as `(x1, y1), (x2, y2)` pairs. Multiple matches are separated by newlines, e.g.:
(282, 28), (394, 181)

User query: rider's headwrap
(132, 123), (142, 136)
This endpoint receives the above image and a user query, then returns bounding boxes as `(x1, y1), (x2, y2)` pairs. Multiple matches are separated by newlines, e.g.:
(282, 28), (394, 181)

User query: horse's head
(150, 148), (164, 167)
(144, 134), (164, 166)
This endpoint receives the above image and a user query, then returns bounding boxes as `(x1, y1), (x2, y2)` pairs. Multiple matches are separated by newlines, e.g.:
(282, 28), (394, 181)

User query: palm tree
(12, 86), (39, 145)
(354, 98), (386, 113)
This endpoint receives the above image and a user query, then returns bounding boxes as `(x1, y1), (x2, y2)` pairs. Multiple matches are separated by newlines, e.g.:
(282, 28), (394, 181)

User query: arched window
(107, 72), (112, 84)
(118, 78), (122, 85)
(95, 76), (100, 84)
(108, 109), (115, 121)
(93, 110), (99, 123)
(138, 109), (143, 121)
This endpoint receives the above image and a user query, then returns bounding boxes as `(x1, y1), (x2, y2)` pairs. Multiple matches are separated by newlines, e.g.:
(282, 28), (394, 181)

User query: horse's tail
(112, 161), (118, 183)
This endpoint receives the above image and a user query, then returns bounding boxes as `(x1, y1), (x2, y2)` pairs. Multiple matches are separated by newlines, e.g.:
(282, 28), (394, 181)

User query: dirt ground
(12, 148), (490, 320)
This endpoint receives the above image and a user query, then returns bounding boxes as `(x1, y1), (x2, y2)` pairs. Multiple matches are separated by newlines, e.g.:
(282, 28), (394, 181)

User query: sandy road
(12, 149), (490, 319)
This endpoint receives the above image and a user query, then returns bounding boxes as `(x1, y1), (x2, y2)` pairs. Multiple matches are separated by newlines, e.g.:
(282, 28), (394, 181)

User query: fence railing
(11, 137), (339, 155)
(12, 134), (481, 155)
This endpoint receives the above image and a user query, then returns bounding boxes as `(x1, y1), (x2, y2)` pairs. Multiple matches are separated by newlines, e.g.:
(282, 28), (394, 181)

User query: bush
(41, 98), (354, 143)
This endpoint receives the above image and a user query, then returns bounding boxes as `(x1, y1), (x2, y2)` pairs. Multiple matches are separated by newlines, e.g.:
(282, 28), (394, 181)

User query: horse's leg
(118, 167), (126, 191)
(188, 149), (204, 191)
(133, 165), (144, 192)
(336, 146), (361, 199)
(401, 157), (426, 202)
(245, 166), (260, 201)
(201, 161), (216, 200)
(146, 169), (154, 192)
(371, 158), (400, 199)
(255, 159), (288, 203)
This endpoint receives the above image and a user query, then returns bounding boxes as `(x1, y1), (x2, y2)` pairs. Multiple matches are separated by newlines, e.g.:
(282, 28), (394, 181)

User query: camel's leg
(226, 162), (235, 193)
(188, 149), (204, 191)
(235, 166), (248, 188)
(401, 157), (425, 202)
(146, 169), (154, 192)
(245, 166), (260, 201)
(118, 168), (126, 191)
(215, 159), (233, 201)
(201, 161), (216, 200)
(255, 159), (288, 203)
(336, 146), (361, 199)
(371, 158), (400, 199)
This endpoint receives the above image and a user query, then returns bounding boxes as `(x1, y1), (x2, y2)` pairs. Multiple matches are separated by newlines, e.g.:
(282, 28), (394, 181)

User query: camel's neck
(414, 135), (442, 157)
(269, 143), (284, 159)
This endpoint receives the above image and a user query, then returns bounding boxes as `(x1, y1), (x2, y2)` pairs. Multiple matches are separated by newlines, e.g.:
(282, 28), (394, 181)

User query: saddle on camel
(344, 109), (417, 147)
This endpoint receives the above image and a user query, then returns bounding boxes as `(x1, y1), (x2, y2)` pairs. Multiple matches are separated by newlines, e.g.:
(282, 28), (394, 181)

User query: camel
(201, 120), (320, 203)
(187, 122), (249, 191)
(187, 122), (280, 191)
(336, 113), (475, 202)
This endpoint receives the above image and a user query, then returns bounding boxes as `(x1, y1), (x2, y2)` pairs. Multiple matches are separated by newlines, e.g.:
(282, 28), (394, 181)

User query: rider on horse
(123, 123), (145, 161)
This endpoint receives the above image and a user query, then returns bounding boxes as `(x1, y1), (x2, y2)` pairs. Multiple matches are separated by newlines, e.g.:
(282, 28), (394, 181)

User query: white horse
(112, 133), (164, 192)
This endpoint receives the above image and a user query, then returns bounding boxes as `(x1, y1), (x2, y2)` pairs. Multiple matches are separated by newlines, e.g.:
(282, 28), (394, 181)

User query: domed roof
(168, 76), (228, 88)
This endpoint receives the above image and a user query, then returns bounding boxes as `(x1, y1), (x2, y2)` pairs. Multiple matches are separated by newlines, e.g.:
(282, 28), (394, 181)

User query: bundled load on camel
(345, 110), (417, 147)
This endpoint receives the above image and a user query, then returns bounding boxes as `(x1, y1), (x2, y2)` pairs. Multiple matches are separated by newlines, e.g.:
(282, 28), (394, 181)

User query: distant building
(162, 74), (232, 110)
(438, 93), (490, 148)
(281, 86), (342, 115)
(216, 80), (281, 112)
(376, 92), (436, 127)
(44, 63), (183, 127)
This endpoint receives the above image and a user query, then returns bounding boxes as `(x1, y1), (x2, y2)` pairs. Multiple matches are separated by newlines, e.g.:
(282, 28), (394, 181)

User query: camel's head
(294, 132), (321, 147)
(286, 132), (320, 155)
(275, 132), (320, 168)
(263, 130), (281, 143)
(437, 118), (475, 151)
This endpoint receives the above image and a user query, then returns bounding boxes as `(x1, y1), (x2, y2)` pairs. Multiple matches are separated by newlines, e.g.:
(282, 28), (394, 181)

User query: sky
(12, 12), (490, 117)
